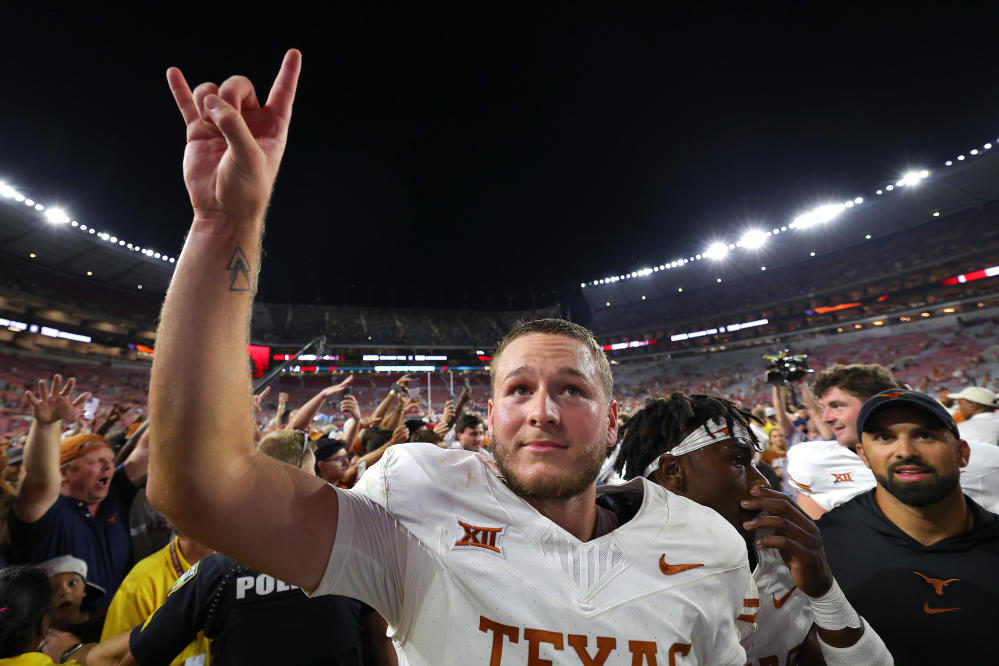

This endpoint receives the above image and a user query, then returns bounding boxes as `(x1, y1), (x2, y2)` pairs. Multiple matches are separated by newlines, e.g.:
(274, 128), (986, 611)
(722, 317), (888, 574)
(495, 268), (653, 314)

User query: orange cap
(60, 434), (112, 466)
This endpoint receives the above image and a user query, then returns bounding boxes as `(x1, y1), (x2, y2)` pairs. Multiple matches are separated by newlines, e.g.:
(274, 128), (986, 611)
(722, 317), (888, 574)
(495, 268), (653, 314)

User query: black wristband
(61, 643), (84, 662)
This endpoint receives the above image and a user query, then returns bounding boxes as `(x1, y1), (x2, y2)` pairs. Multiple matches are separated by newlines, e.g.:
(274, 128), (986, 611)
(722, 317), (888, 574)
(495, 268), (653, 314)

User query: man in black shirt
(819, 389), (999, 664)
(125, 430), (395, 665)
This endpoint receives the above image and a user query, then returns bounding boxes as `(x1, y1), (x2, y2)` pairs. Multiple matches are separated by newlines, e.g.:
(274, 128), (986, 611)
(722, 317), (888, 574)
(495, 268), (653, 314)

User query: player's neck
(874, 485), (970, 546)
(526, 485), (599, 542)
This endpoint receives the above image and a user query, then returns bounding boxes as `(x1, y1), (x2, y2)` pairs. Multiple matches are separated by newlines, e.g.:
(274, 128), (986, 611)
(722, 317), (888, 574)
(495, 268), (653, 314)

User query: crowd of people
(2, 48), (999, 665)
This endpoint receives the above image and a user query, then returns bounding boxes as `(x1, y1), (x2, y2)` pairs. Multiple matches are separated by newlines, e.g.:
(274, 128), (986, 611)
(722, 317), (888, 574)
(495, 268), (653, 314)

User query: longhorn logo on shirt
(107, 513), (117, 524)
(913, 571), (961, 614)
(454, 520), (505, 556)
(831, 472), (854, 484)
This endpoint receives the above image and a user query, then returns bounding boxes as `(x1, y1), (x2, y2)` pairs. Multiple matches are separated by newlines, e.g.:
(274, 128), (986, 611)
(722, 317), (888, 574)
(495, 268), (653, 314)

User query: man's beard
(493, 436), (605, 501)
(875, 457), (960, 508)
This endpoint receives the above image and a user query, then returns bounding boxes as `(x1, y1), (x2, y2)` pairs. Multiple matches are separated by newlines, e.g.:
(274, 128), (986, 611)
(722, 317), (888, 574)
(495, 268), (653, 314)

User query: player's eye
(565, 385), (583, 397)
(512, 385), (530, 396)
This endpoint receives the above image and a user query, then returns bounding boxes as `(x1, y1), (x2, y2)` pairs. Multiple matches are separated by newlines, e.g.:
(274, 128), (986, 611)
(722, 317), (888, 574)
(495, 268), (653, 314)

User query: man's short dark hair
(812, 364), (899, 402)
(361, 427), (393, 454)
(455, 413), (483, 433)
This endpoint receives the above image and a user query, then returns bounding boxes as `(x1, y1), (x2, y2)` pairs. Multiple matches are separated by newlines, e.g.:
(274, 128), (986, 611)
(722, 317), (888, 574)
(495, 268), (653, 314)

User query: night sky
(3, 4), (999, 309)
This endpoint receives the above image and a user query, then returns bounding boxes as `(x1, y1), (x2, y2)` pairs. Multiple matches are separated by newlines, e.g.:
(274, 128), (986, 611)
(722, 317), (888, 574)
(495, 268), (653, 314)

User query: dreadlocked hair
(614, 392), (760, 481)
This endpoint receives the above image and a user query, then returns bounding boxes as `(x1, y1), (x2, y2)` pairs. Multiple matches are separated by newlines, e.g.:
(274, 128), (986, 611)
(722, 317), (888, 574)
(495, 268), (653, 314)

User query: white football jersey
(961, 439), (999, 513)
(314, 443), (757, 665)
(742, 544), (812, 666)
(785, 440), (875, 511)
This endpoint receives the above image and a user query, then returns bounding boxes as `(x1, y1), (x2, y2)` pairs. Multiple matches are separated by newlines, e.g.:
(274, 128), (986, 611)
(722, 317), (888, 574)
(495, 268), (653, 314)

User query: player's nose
(527, 389), (559, 427)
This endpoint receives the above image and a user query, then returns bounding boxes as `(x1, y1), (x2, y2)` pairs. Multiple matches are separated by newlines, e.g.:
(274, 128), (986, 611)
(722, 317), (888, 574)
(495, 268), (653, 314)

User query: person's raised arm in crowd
(433, 399), (456, 440)
(15, 375), (90, 524)
(772, 384), (795, 438)
(147, 50), (338, 591)
(374, 375), (413, 432)
(95, 403), (125, 438)
(339, 393), (363, 449)
(340, 423), (408, 488)
(285, 375), (353, 432)
(267, 391), (290, 432)
(793, 376), (834, 441)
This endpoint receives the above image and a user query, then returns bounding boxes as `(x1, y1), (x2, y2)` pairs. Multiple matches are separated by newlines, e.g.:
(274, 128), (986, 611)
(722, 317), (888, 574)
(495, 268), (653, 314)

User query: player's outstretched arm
(149, 50), (338, 592)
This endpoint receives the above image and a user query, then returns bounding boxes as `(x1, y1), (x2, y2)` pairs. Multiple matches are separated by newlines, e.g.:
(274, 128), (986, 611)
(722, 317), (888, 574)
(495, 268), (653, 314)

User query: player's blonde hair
(490, 318), (613, 401)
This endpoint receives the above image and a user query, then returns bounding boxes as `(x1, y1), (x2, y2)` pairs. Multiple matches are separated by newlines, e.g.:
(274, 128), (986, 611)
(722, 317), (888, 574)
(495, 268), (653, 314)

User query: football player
(616, 393), (892, 665)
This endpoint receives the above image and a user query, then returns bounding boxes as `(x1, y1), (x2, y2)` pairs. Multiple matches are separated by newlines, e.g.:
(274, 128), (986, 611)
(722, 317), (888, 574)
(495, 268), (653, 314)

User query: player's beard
(874, 456), (959, 508)
(493, 434), (606, 501)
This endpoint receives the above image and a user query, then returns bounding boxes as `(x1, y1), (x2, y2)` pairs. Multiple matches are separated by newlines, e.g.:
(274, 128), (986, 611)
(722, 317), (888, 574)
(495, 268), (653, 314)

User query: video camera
(763, 349), (813, 385)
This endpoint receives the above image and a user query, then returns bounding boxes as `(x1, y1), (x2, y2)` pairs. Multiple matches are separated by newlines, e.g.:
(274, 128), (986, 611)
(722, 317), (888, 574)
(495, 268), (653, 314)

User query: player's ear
(656, 454), (683, 492)
(856, 437), (872, 468)
(958, 439), (970, 468)
(605, 400), (619, 448)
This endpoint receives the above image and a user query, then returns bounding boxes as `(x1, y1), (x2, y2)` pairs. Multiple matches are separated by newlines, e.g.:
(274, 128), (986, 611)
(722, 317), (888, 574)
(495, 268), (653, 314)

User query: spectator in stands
(38, 555), (106, 643)
(1, 444), (24, 493)
(283, 375), (354, 432)
(451, 413), (485, 452)
(101, 533), (214, 665)
(0, 564), (129, 664)
(313, 439), (350, 485)
(947, 386), (999, 445)
(760, 426), (789, 486)
(615, 394), (890, 665)
(124, 429), (393, 665)
(10, 375), (149, 609)
(819, 389), (999, 664)
(786, 364), (894, 519)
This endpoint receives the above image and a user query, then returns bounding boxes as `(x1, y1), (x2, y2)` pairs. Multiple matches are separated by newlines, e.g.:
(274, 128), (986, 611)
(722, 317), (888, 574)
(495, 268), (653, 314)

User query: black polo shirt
(819, 489), (999, 664)
(10, 464), (137, 609)
(130, 553), (364, 666)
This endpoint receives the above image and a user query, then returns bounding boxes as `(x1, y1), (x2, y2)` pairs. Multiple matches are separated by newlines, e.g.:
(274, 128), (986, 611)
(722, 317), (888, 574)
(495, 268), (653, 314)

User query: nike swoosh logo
(772, 586), (797, 609)
(924, 603), (960, 615)
(659, 554), (704, 576)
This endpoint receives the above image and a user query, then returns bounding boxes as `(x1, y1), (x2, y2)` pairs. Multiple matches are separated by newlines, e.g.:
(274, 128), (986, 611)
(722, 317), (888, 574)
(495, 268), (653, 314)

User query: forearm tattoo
(226, 245), (252, 292)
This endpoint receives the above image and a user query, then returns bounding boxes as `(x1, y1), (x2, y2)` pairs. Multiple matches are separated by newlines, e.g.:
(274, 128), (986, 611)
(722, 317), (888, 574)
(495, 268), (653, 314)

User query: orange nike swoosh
(772, 586), (797, 609)
(923, 603), (960, 615)
(659, 554), (704, 576)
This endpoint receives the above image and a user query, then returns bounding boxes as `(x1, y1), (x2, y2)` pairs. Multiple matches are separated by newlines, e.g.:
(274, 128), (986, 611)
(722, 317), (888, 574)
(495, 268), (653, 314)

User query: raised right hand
(167, 50), (301, 225)
(25, 375), (90, 427)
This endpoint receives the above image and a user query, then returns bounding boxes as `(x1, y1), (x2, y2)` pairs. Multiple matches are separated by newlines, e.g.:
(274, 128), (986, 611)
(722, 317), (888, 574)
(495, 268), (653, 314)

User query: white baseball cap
(38, 555), (106, 603)
(946, 386), (999, 408)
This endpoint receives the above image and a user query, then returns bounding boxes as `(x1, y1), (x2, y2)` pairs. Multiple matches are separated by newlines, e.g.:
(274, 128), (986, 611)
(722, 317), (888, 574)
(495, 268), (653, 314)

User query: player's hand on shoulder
(741, 486), (834, 598)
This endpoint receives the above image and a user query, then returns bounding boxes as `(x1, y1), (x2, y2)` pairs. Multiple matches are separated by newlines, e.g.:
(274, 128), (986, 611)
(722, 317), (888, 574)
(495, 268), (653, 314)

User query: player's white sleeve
(785, 444), (816, 497)
(308, 449), (436, 631)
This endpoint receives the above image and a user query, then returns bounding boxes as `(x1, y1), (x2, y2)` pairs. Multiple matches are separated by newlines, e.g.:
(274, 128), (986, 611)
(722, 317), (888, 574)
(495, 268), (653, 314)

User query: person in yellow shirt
(101, 535), (213, 665)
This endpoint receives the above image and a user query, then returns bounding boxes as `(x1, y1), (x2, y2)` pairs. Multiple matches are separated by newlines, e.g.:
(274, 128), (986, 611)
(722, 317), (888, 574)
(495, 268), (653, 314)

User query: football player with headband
(615, 393), (891, 666)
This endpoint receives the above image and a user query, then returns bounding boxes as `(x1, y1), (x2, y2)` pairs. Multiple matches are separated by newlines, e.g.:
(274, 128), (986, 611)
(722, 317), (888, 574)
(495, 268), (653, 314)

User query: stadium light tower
(704, 242), (728, 260)
(739, 229), (767, 249)
(44, 208), (70, 224)
(793, 203), (844, 229)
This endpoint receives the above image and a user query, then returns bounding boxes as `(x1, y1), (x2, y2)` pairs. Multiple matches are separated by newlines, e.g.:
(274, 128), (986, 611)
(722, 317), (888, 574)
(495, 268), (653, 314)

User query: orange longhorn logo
(913, 571), (959, 595)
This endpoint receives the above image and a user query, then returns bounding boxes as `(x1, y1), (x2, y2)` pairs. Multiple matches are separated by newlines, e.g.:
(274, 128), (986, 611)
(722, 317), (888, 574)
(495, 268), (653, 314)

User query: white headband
(640, 417), (757, 478)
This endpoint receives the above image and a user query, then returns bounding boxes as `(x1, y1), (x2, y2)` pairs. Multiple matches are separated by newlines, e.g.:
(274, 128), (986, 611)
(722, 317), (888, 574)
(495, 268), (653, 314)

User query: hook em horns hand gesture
(167, 49), (302, 225)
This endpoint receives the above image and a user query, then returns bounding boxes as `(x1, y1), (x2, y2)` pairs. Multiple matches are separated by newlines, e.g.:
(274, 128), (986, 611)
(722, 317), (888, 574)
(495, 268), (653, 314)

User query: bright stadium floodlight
(899, 170), (928, 187)
(740, 229), (767, 249)
(793, 203), (844, 229)
(704, 243), (728, 260)
(44, 208), (70, 224)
